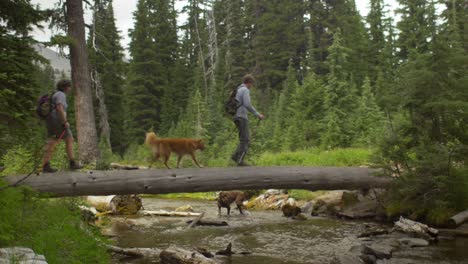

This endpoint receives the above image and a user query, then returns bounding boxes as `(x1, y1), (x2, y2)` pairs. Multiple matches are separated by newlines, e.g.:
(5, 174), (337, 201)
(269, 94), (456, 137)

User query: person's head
(56, 79), (72, 93)
(242, 74), (255, 89)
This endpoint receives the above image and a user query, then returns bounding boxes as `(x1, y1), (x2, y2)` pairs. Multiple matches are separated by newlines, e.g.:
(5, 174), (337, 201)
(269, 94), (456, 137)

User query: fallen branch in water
(188, 212), (205, 228)
(142, 210), (201, 217)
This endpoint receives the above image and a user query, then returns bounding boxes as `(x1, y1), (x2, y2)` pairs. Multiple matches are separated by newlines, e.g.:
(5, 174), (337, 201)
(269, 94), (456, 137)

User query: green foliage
(0, 185), (109, 263)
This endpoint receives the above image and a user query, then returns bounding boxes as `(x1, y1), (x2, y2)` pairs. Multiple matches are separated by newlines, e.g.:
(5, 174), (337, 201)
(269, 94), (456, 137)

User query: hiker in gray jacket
(231, 74), (265, 166)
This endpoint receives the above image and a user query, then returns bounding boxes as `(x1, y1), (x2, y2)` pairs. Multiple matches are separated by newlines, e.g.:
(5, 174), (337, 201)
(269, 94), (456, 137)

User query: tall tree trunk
(66, 0), (100, 162)
(91, 4), (111, 148)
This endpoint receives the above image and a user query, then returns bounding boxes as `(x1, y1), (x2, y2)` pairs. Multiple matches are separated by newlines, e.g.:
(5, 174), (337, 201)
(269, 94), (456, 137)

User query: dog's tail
(145, 132), (158, 146)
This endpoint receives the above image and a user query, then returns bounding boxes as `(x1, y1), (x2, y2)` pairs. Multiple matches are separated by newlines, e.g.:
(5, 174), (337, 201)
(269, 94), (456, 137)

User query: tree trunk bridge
(6, 167), (391, 197)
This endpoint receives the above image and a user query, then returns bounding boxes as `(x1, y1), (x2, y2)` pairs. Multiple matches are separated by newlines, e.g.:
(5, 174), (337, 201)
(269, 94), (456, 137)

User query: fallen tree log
(142, 210), (201, 217)
(6, 166), (390, 197)
(107, 245), (161, 258)
(449, 209), (468, 228)
(160, 246), (220, 264)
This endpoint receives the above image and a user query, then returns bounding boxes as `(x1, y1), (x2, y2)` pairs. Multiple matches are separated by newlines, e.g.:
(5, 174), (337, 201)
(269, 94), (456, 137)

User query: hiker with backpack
(40, 79), (82, 173)
(229, 75), (265, 166)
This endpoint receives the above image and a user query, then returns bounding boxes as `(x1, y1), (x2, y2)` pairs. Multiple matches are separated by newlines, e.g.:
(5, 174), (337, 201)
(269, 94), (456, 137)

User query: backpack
(36, 93), (56, 119)
(224, 88), (241, 117)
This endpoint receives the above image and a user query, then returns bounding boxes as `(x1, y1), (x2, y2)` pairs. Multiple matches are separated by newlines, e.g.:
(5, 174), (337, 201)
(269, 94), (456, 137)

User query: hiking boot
(237, 161), (251, 167)
(69, 160), (83, 170)
(42, 162), (57, 173)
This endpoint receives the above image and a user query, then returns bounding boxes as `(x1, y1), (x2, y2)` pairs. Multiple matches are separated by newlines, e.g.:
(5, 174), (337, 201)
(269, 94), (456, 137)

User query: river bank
(104, 197), (468, 264)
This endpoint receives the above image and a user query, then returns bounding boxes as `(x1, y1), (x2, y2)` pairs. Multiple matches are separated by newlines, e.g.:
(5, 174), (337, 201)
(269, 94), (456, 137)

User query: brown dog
(217, 191), (249, 215)
(145, 132), (205, 169)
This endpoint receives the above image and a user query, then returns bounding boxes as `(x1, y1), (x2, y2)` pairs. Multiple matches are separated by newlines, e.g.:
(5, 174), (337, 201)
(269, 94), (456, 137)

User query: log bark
(449, 209), (468, 228)
(6, 167), (390, 197)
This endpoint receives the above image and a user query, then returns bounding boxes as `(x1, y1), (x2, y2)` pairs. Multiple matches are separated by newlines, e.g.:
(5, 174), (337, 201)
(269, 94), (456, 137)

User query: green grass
(257, 148), (372, 167)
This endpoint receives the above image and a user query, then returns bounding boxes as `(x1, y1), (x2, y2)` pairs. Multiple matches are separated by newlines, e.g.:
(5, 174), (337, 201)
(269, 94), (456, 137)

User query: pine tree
(396, 0), (437, 60)
(353, 77), (385, 146)
(366, 0), (387, 82)
(0, 0), (46, 155)
(125, 0), (178, 142)
(247, 0), (306, 99)
(321, 30), (356, 148)
(285, 72), (325, 150)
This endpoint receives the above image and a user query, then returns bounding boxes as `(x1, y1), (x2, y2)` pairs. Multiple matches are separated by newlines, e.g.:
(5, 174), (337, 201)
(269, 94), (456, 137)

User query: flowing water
(112, 198), (468, 264)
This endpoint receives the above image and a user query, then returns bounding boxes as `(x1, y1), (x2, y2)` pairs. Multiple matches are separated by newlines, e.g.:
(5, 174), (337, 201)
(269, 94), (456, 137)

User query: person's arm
(242, 89), (262, 118)
(56, 104), (69, 128)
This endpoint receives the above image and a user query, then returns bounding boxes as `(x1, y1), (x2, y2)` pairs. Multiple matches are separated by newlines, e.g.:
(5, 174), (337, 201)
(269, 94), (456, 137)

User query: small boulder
(362, 244), (394, 259)
(282, 203), (301, 217)
(397, 238), (429, 247)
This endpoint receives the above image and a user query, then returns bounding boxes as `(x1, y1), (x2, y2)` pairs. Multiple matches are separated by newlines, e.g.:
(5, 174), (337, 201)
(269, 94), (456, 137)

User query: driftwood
(215, 243), (232, 256)
(188, 212), (205, 228)
(186, 219), (228, 227)
(394, 217), (438, 241)
(6, 167), (390, 197)
(449, 209), (468, 228)
(142, 210), (201, 217)
(107, 245), (161, 258)
(160, 246), (220, 264)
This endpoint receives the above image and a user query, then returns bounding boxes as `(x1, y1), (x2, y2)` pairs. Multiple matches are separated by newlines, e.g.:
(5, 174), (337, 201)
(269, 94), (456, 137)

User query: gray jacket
(235, 84), (260, 120)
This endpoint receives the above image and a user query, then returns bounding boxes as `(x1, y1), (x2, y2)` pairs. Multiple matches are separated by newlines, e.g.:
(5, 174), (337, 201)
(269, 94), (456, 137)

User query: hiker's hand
(258, 114), (265, 120)
(63, 121), (70, 128)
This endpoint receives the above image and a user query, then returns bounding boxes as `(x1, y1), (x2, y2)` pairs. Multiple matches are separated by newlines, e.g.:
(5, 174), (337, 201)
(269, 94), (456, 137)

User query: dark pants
(232, 117), (250, 163)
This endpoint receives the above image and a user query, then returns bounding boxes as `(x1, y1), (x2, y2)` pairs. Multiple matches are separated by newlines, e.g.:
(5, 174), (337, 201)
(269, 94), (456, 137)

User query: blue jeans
(232, 117), (250, 163)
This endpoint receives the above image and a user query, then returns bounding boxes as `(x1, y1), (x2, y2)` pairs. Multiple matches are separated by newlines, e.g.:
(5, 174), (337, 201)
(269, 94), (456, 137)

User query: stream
(112, 198), (468, 264)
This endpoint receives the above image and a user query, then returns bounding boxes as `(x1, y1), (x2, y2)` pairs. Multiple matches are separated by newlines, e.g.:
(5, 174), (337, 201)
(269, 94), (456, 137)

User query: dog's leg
(163, 153), (171, 169)
(176, 155), (183, 168)
(237, 203), (244, 215)
(190, 152), (203, 168)
(227, 205), (231, 215)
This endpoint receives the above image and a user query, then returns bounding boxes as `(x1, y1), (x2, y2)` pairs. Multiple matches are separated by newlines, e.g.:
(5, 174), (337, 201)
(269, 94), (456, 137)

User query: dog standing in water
(145, 132), (205, 169)
(217, 191), (249, 215)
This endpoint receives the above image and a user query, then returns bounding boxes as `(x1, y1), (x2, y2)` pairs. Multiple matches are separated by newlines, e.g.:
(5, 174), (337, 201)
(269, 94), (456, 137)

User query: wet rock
(397, 238), (429, 247)
(282, 203), (301, 217)
(337, 200), (379, 219)
(362, 244), (394, 259)
(292, 213), (307, 220)
(300, 201), (313, 214)
(0, 247), (47, 264)
(110, 195), (142, 215)
(331, 253), (364, 264)
(360, 254), (377, 264)
(358, 228), (389, 238)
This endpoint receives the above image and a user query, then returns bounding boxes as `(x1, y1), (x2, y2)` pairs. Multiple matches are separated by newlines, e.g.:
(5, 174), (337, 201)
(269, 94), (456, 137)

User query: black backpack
(224, 88), (241, 117)
(36, 93), (56, 119)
